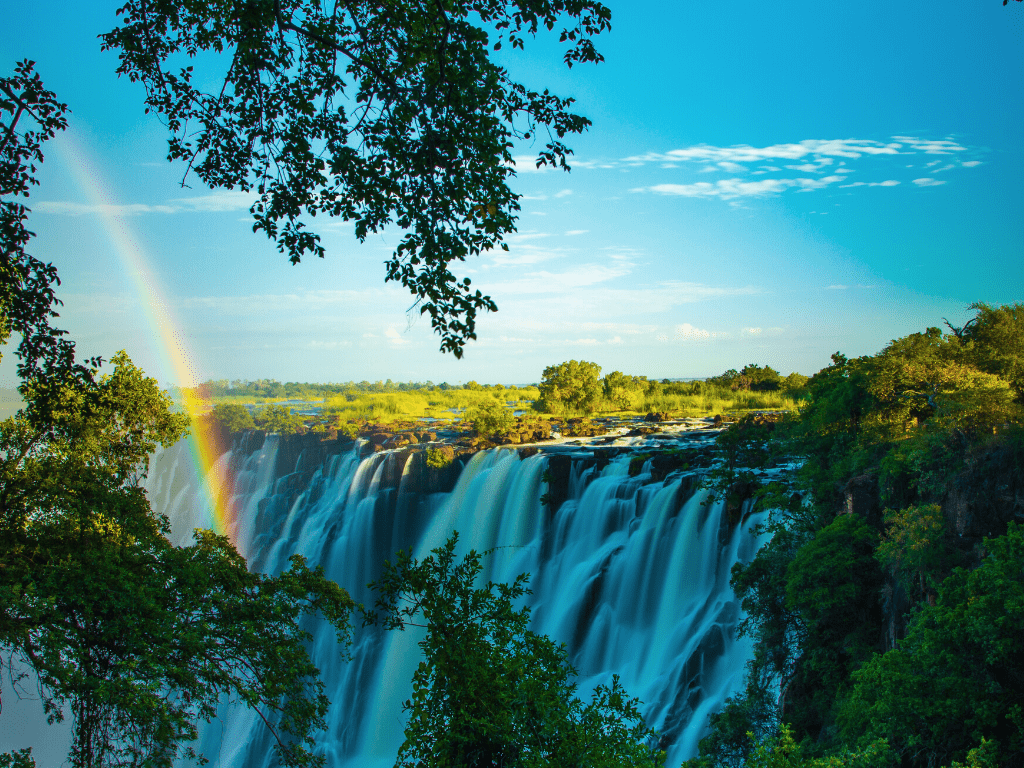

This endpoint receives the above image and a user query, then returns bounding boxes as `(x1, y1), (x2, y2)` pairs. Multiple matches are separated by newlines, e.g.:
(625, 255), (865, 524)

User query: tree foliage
(841, 523), (1024, 768)
(1, 60), (96, 408)
(601, 371), (648, 411)
(0, 354), (353, 768)
(364, 533), (665, 768)
(466, 399), (514, 437)
(210, 401), (256, 432)
(254, 403), (306, 434)
(691, 304), (1024, 768)
(101, 0), (611, 356)
(537, 359), (602, 414)
(1, 62), (354, 768)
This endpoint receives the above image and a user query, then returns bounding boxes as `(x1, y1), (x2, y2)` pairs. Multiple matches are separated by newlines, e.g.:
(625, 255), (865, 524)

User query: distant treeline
(186, 365), (810, 406)
(180, 378), (539, 401)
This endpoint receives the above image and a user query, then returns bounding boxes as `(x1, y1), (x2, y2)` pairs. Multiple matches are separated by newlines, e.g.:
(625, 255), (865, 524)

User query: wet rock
(842, 473), (882, 529)
(544, 454), (573, 511)
(645, 411), (672, 422)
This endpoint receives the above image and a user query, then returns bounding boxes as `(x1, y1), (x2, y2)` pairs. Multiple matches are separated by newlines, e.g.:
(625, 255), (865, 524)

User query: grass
(320, 388), (541, 425)
(201, 382), (797, 429)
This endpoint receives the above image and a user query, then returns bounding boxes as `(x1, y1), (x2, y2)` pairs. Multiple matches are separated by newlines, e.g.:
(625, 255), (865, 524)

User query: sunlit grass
(319, 388), (542, 424)
(202, 382), (795, 428)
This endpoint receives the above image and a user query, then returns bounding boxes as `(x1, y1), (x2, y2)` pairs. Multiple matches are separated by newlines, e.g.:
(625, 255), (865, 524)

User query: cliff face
(838, 436), (1024, 650)
(944, 438), (1024, 542)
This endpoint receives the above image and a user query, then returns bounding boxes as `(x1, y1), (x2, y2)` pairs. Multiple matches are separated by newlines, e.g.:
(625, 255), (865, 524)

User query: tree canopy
(537, 359), (602, 413)
(364, 533), (665, 768)
(687, 304), (1024, 768)
(2, 62), (354, 768)
(100, 0), (612, 356)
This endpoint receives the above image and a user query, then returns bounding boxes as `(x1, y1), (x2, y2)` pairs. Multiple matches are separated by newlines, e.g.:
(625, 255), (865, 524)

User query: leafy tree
(707, 366), (783, 392)
(537, 360), (602, 414)
(425, 445), (455, 469)
(466, 400), (514, 437)
(874, 504), (953, 602)
(956, 302), (1024, 402)
(841, 523), (1024, 768)
(210, 401), (257, 432)
(1, 63), (353, 768)
(254, 403), (306, 434)
(101, 0), (612, 356)
(1, 60), (96, 407)
(782, 372), (809, 394)
(783, 514), (885, 743)
(602, 371), (646, 411)
(0, 354), (353, 768)
(363, 533), (665, 768)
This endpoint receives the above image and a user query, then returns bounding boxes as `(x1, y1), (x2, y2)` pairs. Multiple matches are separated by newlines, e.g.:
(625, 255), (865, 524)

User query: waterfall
(144, 434), (769, 767)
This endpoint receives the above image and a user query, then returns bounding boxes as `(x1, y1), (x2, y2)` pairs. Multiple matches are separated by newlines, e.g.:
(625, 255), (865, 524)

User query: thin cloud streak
(635, 175), (848, 200)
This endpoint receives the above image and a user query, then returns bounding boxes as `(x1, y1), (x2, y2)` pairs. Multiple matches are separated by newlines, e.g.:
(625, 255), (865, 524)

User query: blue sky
(1, 0), (1021, 387)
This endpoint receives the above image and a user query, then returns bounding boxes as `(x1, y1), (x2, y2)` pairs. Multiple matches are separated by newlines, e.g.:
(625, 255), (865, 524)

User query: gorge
(144, 424), (779, 767)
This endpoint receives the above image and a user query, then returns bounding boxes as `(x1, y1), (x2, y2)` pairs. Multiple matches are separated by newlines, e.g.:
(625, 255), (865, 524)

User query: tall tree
(1, 62), (353, 768)
(101, 0), (612, 356)
(364, 533), (665, 768)
(538, 359), (602, 413)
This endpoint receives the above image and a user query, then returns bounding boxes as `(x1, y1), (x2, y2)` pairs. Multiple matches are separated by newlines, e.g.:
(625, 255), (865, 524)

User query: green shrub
(211, 402), (256, 433)
(466, 401), (514, 436)
(425, 446), (455, 469)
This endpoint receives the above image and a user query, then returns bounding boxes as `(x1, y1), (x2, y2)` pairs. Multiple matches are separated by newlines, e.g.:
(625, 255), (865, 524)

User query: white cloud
(33, 201), (177, 216)
(35, 190), (256, 217)
(891, 137), (968, 155)
(510, 155), (550, 173)
(564, 229), (589, 236)
(675, 323), (712, 340)
(486, 245), (564, 268)
(913, 178), (946, 187)
(505, 231), (552, 244)
(385, 327), (410, 346)
(607, 336), (624, 345)
(741, 327), (763, 336)
(624, 138), (910, 166)
(171, 191), (255, 212)
(553, 189), (573, 198)
(826, 284), (849, 290)
(839, 180), (900, 188)
(636, 175), (847, 200)
(962, 160), (982, 168)
(484, 263), (633, 294)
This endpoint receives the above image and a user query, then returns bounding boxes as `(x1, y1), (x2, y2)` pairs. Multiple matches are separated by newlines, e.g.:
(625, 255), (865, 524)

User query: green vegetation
(364, 533), (665, 768)
(425, 446), (456, 469)
(690, 303), (1024, 768)
(537, 360), (604, 414)
(532, 362), (806, 418)
(102, 0), (611, 356)
(3, 63), (354, 768)
(467, 400), (516, 437)
(210, 402), (256, 432)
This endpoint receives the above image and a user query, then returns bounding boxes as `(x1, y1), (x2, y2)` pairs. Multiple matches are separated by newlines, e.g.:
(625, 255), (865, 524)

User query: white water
(145, 436), (769, 767)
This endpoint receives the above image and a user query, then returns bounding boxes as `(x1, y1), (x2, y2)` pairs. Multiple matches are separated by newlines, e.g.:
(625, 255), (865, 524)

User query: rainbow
(56, 132), (239, 545)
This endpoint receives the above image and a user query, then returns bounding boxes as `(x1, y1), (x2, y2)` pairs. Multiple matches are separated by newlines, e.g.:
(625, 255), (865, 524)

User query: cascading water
(145, 430), (770, 767)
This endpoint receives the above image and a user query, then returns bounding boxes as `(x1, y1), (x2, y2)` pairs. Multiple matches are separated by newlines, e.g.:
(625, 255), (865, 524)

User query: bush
(425, 446), (455, 469)
(254, 404), (305, 434)
(466, 401), (514, 436)
(211, 402), (256, 433)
